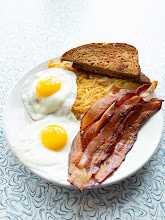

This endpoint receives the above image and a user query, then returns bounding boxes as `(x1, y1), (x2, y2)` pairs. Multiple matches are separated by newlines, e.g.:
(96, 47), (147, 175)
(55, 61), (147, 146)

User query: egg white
(13, 114), (80, 183)
(22, 68), (77, 120)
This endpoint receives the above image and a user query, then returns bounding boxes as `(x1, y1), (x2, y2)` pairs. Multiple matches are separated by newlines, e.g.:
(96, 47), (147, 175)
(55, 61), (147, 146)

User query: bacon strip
(80, 82), (157, 152)
(68, 166), (87, 188)
(68, 132), (82, 175)
(136, 81), (158, 98)
(81, 102), (116, 151)
(81, 82), (155, 132)
(80, 87), (135, 131)
(79, 96), (142, 169)
(81, 92), (137, 150)
(68, 83), (162, 190)
(69, 89), (136, 176)
(94, 98), (163, 183)
(69, 96), (143, 190)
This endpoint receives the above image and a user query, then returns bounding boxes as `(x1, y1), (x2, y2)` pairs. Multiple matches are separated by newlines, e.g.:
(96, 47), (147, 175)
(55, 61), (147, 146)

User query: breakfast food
(94, 98), (162, 183)
(22, 68), (77, 120)
(68, 84), (163, 190)
(49, 60), (143, 120)
(17, 66), (80, 182)
(60, 43), (151, 84)
(14, 42), (163, 190)
(13, 114), (80, 182)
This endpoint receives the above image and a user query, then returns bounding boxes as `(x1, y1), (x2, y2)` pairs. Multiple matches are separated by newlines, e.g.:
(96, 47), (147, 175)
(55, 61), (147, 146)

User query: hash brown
(48, 60), (141, 120)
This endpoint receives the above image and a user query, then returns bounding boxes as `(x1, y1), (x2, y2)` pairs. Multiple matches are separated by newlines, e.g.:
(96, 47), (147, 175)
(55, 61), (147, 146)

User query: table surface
(0, 0), (165, 219)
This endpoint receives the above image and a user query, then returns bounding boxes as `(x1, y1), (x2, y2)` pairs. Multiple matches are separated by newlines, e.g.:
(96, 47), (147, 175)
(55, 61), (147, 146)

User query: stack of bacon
(68, 81), (163, 190)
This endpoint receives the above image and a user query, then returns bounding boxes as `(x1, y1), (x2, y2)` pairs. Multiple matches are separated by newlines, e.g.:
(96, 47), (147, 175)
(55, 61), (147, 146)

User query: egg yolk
(36, 76), (61, 97)
(39, 125), (67, 151)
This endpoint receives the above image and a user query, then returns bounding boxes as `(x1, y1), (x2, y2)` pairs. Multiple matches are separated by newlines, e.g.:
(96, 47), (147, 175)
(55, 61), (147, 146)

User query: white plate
(4, 57), (164, 189)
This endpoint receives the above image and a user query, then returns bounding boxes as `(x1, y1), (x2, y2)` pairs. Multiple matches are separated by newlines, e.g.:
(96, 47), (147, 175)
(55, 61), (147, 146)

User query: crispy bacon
(69, 96), (143, 190)
(68, 166), (87, 188)
(136, 81), (158, 98)
(68, 132), (82, 175)
(79, 96), (142, 170)
(80, 82), (156, 132)
(69, 88), (136, 179)
(81, 92), (137, 151)
(80, 87), (135, 131)
(79, 83), (157, 153)
(68, 83), (163, 190)
(81, 102), (116, 151)
(94, 98), (163, 183)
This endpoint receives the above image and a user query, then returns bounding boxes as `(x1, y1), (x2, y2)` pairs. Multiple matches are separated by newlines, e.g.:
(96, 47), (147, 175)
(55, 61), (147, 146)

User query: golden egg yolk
(36, 76), (61, 97)
(39, 125), (67, 151)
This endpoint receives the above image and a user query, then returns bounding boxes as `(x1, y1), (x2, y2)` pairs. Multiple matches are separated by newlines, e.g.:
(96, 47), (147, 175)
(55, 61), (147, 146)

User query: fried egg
(22, 68), (77, 120)
(13, 114), (80, 183)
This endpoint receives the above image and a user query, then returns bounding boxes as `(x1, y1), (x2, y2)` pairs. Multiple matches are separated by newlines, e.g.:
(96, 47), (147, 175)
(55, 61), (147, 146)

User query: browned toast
(61, 43), (151, 84)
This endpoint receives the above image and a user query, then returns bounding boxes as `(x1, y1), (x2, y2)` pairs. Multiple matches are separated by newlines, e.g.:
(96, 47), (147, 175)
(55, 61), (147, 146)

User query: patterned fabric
(0, 0), (165, 219)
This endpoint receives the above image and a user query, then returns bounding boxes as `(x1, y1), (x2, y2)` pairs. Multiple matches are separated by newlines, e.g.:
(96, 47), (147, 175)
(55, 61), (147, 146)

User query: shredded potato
(48, 60), (141, 120)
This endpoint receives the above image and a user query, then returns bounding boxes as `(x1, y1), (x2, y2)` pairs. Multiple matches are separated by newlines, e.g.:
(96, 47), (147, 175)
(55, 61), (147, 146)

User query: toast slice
(61, 43), (151, 84)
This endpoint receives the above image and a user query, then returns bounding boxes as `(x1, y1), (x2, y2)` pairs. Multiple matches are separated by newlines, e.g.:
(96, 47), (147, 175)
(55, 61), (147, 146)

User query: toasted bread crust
(139, 72), (151, 84)
(61, 43), (141, 79)
(72, 63), (150, 84)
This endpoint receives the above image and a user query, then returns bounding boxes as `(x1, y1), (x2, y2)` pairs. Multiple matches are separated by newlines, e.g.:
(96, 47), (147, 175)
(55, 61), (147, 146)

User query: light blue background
(0, 0), (165, 219)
